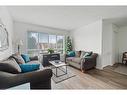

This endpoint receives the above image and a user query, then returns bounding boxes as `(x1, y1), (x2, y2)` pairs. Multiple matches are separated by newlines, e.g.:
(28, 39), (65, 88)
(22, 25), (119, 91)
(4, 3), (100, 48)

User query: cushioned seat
(67, 57), (81, 64)
(26, 60), (44, 69)
(66, 57), (74, 61)
(27, 60), (41, 64)
(71, 57), (81, 64)
(68, 61), (81, 69)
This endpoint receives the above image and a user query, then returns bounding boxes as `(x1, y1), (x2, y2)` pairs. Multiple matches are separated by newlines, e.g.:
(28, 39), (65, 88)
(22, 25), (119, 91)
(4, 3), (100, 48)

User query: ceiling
(7, 6), (127, 31)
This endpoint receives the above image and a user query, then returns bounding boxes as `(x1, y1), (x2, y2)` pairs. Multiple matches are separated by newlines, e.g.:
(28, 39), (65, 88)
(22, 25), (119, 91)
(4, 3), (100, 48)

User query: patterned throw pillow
(0, 58), (21, 73)
(11, 53), (25, 64)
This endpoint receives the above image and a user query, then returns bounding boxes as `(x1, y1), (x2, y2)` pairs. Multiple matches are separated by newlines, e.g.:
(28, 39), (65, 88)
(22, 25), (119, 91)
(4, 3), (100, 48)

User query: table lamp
(17, 40), (23, 54)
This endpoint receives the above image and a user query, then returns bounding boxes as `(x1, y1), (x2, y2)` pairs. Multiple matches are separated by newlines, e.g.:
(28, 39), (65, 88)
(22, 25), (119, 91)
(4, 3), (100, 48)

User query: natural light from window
(27, 31), (64, 56)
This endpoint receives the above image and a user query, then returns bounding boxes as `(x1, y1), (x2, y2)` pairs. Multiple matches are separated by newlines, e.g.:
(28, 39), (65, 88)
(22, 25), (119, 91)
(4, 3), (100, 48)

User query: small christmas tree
(65, 36), (72, 53)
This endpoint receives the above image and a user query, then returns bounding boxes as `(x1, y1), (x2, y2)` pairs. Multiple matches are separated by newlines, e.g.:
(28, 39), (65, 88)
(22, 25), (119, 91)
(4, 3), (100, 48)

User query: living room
(1, 5), (127, 91)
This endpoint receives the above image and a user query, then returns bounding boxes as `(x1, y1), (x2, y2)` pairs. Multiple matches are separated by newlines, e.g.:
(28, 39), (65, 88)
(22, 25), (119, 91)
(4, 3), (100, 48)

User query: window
(57, 36), (64, 54)
(27, 32), (38, 49)
(39, 33), (48, 50)
(49, 35), (56, 49)
(27, 31), (64, 55)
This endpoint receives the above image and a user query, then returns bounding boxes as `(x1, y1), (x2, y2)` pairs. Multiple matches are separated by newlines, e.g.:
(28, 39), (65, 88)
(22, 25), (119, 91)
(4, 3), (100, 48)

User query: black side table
(42, 53), (60, 67)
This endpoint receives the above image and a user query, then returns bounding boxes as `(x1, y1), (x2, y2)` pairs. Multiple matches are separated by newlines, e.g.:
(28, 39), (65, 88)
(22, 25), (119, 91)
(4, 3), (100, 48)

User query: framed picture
(0, 24), (9, 51)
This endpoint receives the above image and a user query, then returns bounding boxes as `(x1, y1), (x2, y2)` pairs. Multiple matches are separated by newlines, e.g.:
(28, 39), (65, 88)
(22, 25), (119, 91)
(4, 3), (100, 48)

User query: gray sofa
(0, 54), (52, 89)
(66, 51), (98, 72)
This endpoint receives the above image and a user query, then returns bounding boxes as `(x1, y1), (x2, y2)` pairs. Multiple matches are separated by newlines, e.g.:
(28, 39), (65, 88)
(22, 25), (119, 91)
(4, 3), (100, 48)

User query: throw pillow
(75, 51), (81, 57)
(82, 52), (93, 58)
(75, 51), (79, 57)
(85, 51), (93, 56)
(0, 58), (21, 74)
(21, 54), (30, 63)
(29, 56), (38, 61)
(80, 51), (86, 58)
(11, 53), (25, 64)
(125, 53), (127, 58)
(19, 63), (40, 73)
(68, 51), (75, 57)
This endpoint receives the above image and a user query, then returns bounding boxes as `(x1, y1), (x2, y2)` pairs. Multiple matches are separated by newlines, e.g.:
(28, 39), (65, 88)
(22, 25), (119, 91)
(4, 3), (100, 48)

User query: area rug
(113, 64), (127, 75)
(52, 67), (76, 83)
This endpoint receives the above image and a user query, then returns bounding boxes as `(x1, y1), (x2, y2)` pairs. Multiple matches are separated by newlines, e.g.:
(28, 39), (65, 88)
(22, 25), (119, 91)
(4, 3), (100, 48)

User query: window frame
(27, 31), (65, 55)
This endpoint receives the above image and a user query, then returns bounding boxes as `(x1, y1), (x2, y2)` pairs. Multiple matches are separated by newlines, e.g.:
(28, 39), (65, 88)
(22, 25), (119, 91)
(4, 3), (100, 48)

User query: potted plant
(47, 48), (54, 54)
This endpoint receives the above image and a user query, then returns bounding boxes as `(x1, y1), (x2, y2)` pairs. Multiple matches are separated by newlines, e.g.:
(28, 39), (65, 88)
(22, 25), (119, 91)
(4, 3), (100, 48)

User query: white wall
(70, 19), (120, 69)
(117, 26), (127, 63)
(0, 7), (13, 61)
(70, 20), (103, 69)
(112, 24), (119, 64)
(102, 21), (119, 68)
(102, 21), (113, 68)
(13, 21), (69, 53)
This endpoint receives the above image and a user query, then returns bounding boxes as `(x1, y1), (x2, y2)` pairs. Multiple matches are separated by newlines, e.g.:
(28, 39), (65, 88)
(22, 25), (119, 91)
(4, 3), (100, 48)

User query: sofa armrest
(81, 53), (98, 70)
(29, 56), (38, 61)
(85, 57), (94, 64)
(85, 53), (98, 63)
(0, 68), (52, 89)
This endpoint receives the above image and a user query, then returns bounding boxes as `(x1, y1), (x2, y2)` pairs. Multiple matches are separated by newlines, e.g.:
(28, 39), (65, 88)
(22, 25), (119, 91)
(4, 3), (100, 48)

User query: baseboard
(95, 66), (103, 70)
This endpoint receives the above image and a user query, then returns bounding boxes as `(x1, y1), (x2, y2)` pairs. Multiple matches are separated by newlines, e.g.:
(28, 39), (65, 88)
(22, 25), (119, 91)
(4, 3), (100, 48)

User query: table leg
(66, 65), (67, 74)
(56, 67), (58, 77)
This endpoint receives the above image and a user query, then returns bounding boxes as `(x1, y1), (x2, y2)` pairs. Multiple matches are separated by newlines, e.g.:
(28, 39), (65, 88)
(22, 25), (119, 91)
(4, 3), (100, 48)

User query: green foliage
(65, 36), (72, 53)
(47, 48), (54, 54)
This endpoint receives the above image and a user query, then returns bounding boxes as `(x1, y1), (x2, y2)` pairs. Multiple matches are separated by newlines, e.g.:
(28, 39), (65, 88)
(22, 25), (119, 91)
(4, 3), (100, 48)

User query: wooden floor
(51, 66), (127, 89)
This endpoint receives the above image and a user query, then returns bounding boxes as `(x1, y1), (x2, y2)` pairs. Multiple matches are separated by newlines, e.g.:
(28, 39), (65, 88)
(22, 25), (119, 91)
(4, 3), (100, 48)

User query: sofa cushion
(66, 57), (74, 62)
(11, 53), (25, 64)
(0, 58), (21, 74)
(67, 57), (81, 64)
(26, 60), (43, 69)
(84, 52), (90, 57)
(68, 61), (81, 69)
(85, 51), (93, 56)
(19, 63), (40, 73)
(80, 51), (86, 58)
(27, 60), (41, 64)
(21, 54), (30, 63)
(82, 52), (92, 58)
(71, 57), (81, 64)
(29, 56), (38, 61)
(75, 51), (81, 57)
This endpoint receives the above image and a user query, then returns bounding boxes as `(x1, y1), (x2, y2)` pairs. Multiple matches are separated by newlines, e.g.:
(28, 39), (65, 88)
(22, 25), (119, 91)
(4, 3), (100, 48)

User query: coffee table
(49, 60), (68, 77)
